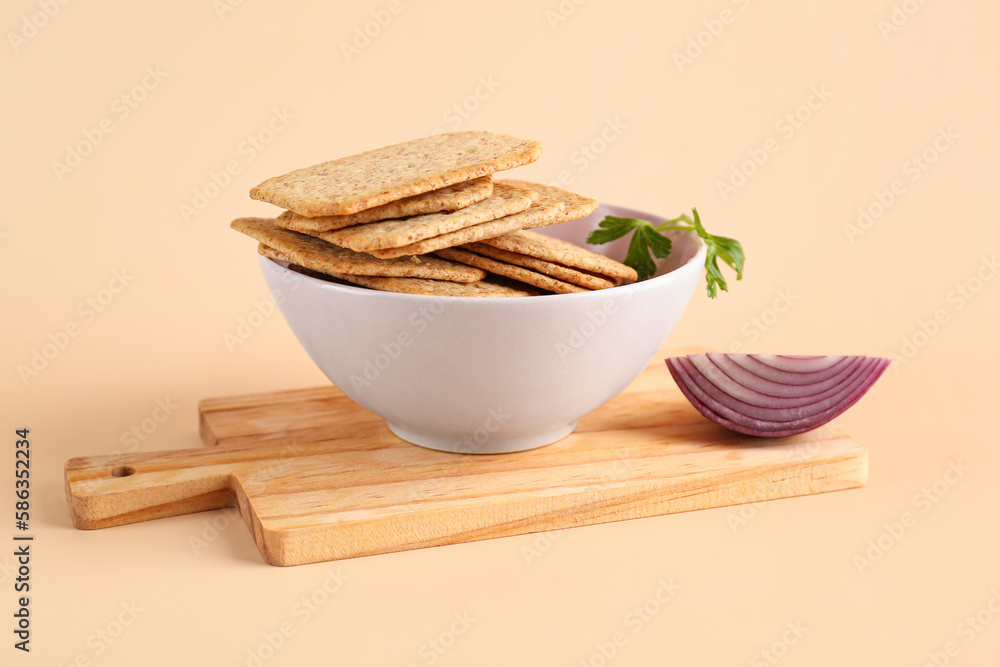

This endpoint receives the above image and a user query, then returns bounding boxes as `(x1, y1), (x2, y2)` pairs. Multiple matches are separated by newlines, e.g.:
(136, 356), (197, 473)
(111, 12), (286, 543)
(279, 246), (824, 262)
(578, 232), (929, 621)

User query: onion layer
(665, 353), (889, 437)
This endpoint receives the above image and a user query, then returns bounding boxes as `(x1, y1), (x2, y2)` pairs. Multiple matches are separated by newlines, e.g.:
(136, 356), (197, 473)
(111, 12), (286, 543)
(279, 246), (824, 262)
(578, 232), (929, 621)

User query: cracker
(497, 179), (599, 223)
(478, 229), (638, 282)
(249, 131), (543, 217)
(462, 242), (616, 290)
(259, 242), (534, 296)
(319, 183), (537, 252)
(365, 197), (567, 259)
(318, 272), (538, 297)
(273, 177), (494, 233)
(434, 247), (586, 295)
(258, 243), (293, 262)
(231, 217), (485, 282)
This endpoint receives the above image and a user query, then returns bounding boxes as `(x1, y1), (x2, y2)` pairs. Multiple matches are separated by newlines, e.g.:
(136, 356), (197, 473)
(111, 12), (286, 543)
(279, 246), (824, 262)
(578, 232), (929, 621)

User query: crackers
(321, 273), (538, 298)
(359, 195), (567, 259)
(250, 132), (542, 217)
(257, 244), (533, 296)
(273, 177), (493, 233)
(478, 229), (638, 282)
(233, 132), (646, 297)
(434, 247), (586, 294)
(461, 241), (616, 290)
(319, 183), (538, 252)
(231, 217), (485, 282)
(497, 179), (599, 223)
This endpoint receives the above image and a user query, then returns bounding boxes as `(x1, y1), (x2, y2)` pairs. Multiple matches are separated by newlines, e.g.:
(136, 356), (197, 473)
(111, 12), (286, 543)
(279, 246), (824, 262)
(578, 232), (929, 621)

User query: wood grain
(64, 361), (868, 566)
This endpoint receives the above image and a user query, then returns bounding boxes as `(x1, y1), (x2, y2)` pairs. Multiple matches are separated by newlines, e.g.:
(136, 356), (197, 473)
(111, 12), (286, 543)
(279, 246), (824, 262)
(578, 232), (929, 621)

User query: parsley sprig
(586, 208), (744, 298)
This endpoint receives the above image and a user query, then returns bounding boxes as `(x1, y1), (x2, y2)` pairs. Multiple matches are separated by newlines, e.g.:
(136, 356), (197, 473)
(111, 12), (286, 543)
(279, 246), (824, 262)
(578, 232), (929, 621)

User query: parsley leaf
(586, 207), (744, 298)
(586, 216), (639, 245)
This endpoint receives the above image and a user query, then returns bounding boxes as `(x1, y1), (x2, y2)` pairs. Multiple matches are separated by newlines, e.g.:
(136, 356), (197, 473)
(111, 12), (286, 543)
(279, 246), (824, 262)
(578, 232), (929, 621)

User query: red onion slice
(674, 356), (880, 422)
(689, 354), (869, 402)
(749, 354), (847, 373)
(720, 353), (854, 385)
(665, 353), (889, 437)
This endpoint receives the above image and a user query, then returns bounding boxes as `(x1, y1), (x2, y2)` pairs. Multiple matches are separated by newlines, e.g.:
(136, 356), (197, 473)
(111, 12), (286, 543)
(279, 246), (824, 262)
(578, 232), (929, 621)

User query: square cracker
(319, 183), (537, 253)
(461, 241), (616, 290)
(478, 230), (638, 282)
(249, 131), (543, 217)
(231, 217), (485, 283)
(276, 261), (539, 297)
(496, 179), (599, 223)
(434, 247), (587, 294)
(364, 197), (567, 259)
(273, 177), (493, 233)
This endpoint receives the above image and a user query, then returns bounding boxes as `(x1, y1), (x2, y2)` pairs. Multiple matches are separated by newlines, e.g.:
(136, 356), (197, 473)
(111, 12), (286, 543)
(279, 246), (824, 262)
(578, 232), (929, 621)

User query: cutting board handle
(65, 448), (241, 530)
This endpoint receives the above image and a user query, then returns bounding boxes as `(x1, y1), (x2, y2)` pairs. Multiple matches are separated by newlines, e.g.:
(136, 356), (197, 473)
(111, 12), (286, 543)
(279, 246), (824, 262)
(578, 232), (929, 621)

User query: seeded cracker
(320, 183), (537, 252)
(478, 229), (638, 282)
(231, 217), (485, 282)
(461, 242), (616, 290)
(260, 243), (535, 296)
(273, 177), (494, 233)
(333, 274), (538, 297)
(257, 243), (294, 262)
(496, 179), (599, 223)
(249, 131), (543, 217)
(365, 197), (567, 260)
(434, 247), (587, 294)
(277, 261), (539, 297)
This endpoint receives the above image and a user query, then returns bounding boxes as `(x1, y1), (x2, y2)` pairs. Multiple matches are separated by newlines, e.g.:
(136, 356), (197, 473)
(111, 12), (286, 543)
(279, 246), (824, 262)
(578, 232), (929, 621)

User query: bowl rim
(259, 202), (708, 305)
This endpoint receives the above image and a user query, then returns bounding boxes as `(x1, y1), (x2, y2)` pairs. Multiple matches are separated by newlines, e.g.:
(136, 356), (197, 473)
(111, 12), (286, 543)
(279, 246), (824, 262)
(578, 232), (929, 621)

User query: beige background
(3, 0), (999, 664)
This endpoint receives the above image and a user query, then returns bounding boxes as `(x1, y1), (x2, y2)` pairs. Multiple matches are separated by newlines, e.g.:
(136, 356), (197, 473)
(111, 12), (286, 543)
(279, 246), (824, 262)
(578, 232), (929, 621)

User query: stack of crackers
(231, 131), (637, 297)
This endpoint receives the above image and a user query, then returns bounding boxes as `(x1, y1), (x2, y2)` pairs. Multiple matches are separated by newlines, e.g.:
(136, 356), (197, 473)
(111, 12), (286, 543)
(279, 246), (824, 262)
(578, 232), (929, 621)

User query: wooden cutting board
(64, 361), (868, 566)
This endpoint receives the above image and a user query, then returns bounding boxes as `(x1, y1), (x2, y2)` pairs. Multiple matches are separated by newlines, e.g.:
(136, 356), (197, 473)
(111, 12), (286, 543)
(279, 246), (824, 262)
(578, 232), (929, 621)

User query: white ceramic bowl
(260, 203), (707, 453)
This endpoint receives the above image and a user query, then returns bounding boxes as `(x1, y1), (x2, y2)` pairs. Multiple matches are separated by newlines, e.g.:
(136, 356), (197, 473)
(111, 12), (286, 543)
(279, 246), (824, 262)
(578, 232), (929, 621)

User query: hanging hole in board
(110, 466), (136, 478)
